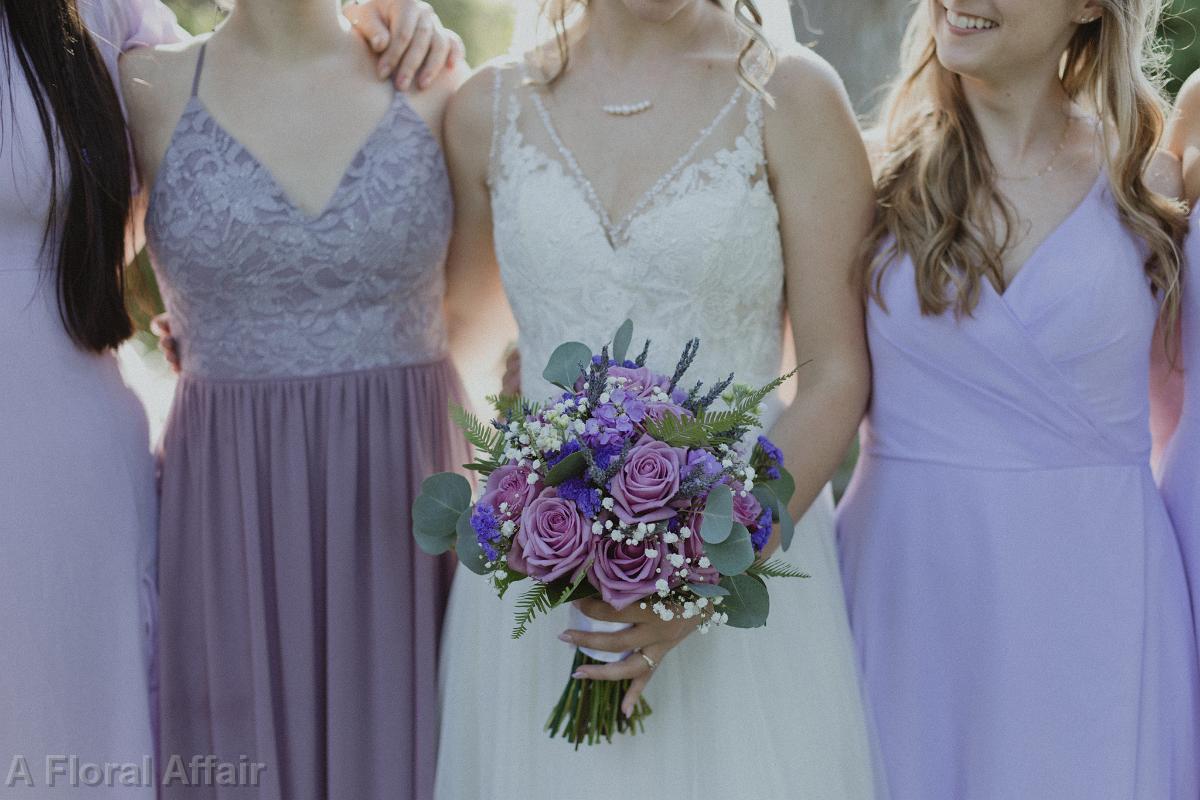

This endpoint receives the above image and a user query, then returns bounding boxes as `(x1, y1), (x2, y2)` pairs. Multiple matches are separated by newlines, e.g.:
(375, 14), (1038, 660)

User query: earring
(1079, 15), (1099, 23)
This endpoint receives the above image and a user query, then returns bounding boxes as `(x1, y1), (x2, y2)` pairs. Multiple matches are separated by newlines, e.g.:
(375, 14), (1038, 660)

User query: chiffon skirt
(157, 359), (469, 800)
(435, 485), (883, 800)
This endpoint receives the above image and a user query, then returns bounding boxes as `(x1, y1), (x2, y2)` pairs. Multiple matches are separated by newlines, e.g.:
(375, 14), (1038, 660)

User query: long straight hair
(2, 0), (134, 352)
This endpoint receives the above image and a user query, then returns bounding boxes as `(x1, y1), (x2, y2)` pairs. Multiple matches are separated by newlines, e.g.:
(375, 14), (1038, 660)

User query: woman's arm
(441, 64), (519, 411)
(760, 48), (874, 549)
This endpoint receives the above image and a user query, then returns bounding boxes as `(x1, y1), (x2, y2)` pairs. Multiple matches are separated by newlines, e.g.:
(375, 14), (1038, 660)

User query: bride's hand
(560, 596), (703, 718)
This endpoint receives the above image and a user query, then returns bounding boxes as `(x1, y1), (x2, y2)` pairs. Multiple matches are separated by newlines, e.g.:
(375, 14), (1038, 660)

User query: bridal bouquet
(412, 320), (806, 747)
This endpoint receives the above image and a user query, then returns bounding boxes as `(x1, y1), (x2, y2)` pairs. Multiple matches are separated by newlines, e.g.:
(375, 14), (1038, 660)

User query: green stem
(544, 651), (655, 748)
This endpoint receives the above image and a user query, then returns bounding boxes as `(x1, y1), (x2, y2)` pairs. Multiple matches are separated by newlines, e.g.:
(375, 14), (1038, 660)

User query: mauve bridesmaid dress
(0, 2), (179, 795)
(1159, 210), (1200, 633)
(145, 45), (469, 800)
(837, 175), (1200, 798)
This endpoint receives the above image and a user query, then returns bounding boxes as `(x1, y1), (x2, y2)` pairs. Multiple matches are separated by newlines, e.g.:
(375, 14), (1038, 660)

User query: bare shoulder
(1172, 71), (1200, 145)
(404, 59), (472, 139)
(763, 45), (854, 121)
(444, 57), (520, 150)
(120, 36), (207, 131)
(761, 45), (866, 170)
(1145, 147), (1183, 201)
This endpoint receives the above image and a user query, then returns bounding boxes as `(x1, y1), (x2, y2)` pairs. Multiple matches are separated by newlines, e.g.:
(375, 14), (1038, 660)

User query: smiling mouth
(944, 6), (999, 31)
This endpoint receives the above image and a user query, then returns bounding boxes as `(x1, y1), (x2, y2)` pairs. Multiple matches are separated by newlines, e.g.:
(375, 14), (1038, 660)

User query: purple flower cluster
(471, 504), (503, 561)
(751, 506), (773, 552)
(755, 435), (785, 480)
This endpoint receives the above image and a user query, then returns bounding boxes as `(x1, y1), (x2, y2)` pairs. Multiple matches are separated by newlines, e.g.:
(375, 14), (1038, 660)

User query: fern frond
(747, 559), (810, 580)
(450, 403), (504, 456)
(512, 582), (556, 639)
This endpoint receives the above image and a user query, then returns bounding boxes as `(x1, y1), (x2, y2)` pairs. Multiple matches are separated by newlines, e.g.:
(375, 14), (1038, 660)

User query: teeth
(946, 9), (997, 30)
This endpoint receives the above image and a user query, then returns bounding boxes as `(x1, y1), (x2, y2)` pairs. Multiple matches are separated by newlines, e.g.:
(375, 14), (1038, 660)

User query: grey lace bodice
(145, 60), (453, 380)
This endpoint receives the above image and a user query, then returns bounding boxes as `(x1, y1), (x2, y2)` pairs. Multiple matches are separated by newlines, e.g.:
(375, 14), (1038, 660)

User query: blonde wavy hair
(530, 0), (777, 97)
(866, 0), (1185, 343)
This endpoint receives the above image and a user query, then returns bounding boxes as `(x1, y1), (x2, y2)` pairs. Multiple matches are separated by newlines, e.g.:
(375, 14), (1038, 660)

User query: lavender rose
(607, 366), (671, 400)
(609, 435), (688, 524)
(732, 485), (765, 527)
(589, 536), (672, 610)
(480, 463), (541, 519)
(508, 488), (593, 582)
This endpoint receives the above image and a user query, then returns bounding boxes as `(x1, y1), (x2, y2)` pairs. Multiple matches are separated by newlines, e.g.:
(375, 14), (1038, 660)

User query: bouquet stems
(545, 650), (652, 749)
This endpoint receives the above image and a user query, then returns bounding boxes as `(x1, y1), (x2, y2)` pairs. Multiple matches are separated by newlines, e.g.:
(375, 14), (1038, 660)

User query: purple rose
(732, 485), (764, 527)
(480, 463), (541, 520)
(508, 488), (593, 582)
(609, 435), (687, 524)
(608, 366), (671, 400)
(589, 536), (672, 610)
(644, 401), (691, 424)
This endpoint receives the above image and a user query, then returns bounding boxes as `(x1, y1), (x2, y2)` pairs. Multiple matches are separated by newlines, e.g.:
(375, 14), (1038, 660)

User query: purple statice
(592, 443), (623, 470)
(756, 435), (785, 480)
(471, 504), (503, 561)
(557, 477), (603, 520)
(547, 440), (581, 469)
(751, 506), (773, 552)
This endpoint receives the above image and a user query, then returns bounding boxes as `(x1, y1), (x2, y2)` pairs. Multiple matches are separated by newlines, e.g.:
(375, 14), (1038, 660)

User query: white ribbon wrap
(569, 605), (632, 663)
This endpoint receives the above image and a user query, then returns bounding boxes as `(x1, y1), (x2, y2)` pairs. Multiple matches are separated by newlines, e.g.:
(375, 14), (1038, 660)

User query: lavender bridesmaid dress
(145, 47), (468, 800)
(0, 2), (178, 795)
(837, 176), (1200, 798)
(1159, 210), (1200, 634)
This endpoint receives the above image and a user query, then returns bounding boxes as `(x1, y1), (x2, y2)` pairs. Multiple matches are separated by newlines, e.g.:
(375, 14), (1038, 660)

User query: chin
(620, 0), (696, 23)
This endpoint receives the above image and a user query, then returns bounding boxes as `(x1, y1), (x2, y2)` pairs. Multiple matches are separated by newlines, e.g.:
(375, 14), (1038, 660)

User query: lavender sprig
(667, 338), (700, 394)
(633, 339), (651, 367)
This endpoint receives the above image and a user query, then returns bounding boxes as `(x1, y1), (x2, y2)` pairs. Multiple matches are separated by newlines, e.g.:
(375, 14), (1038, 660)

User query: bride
(437, 0), (882, 795)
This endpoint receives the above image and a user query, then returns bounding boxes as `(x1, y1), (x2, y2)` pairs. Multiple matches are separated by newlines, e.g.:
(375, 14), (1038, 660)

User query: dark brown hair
(3, 0), (135, 352)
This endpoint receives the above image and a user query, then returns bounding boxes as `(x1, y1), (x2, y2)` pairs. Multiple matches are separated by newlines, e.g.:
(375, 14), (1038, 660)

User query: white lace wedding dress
(435, 62), (881, 800)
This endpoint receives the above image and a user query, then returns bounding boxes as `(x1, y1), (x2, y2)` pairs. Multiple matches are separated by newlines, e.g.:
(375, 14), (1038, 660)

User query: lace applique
(489, 66), (786, 415)
(145, 95), (453, 380)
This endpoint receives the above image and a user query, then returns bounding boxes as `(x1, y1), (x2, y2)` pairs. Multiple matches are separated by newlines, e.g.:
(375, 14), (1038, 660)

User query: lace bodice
(145, 49), (453, 380)
(488, 64), (788, 414)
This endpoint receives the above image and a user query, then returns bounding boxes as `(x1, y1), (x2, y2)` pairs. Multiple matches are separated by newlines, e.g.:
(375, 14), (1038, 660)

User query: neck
(583, 0), (711, 63)
(960, 67), (1072, 165)
(221, 0), (347, 59)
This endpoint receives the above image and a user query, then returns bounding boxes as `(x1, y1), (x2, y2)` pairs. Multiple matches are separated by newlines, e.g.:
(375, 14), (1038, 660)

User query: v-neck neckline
(526, 80), (745, 247)
(190, 91), (402, 223)
(991, 170), (1106, 301)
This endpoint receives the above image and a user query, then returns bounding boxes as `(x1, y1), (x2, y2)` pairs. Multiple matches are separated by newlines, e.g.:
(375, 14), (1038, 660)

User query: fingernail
(419, 75), (432, 90)
(557, 633), (573, 644)
(372, 34), (387, 49)
(621, 703), (632, 718)
(571, 670), (587, 679)
(399, 74), (412, 90)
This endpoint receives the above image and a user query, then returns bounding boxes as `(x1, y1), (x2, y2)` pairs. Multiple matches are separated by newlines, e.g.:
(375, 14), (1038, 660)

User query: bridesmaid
(0, 2), (179, 790)
(837, 1), (1200, 797)
(120, 2), (470, 798)
(1158, 71), (1200, 633)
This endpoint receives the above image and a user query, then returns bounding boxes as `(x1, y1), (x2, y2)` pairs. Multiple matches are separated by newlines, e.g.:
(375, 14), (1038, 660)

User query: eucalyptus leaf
(719, 574), (770, 628)
(456, 507), (491, 576)
(765, 470), (795, 506)
(703, 522), (754, 575)
(686, 582), (730, 598)
(542, 341), (593, 390)
(544, 449), (587, 486)
(699, 484), (734, 544)
(611, 319), (634, 364)
(411, 472), (472, 555)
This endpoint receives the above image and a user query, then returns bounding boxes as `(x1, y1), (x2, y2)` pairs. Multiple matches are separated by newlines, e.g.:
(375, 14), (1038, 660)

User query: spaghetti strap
(190, 43), (208, 98)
